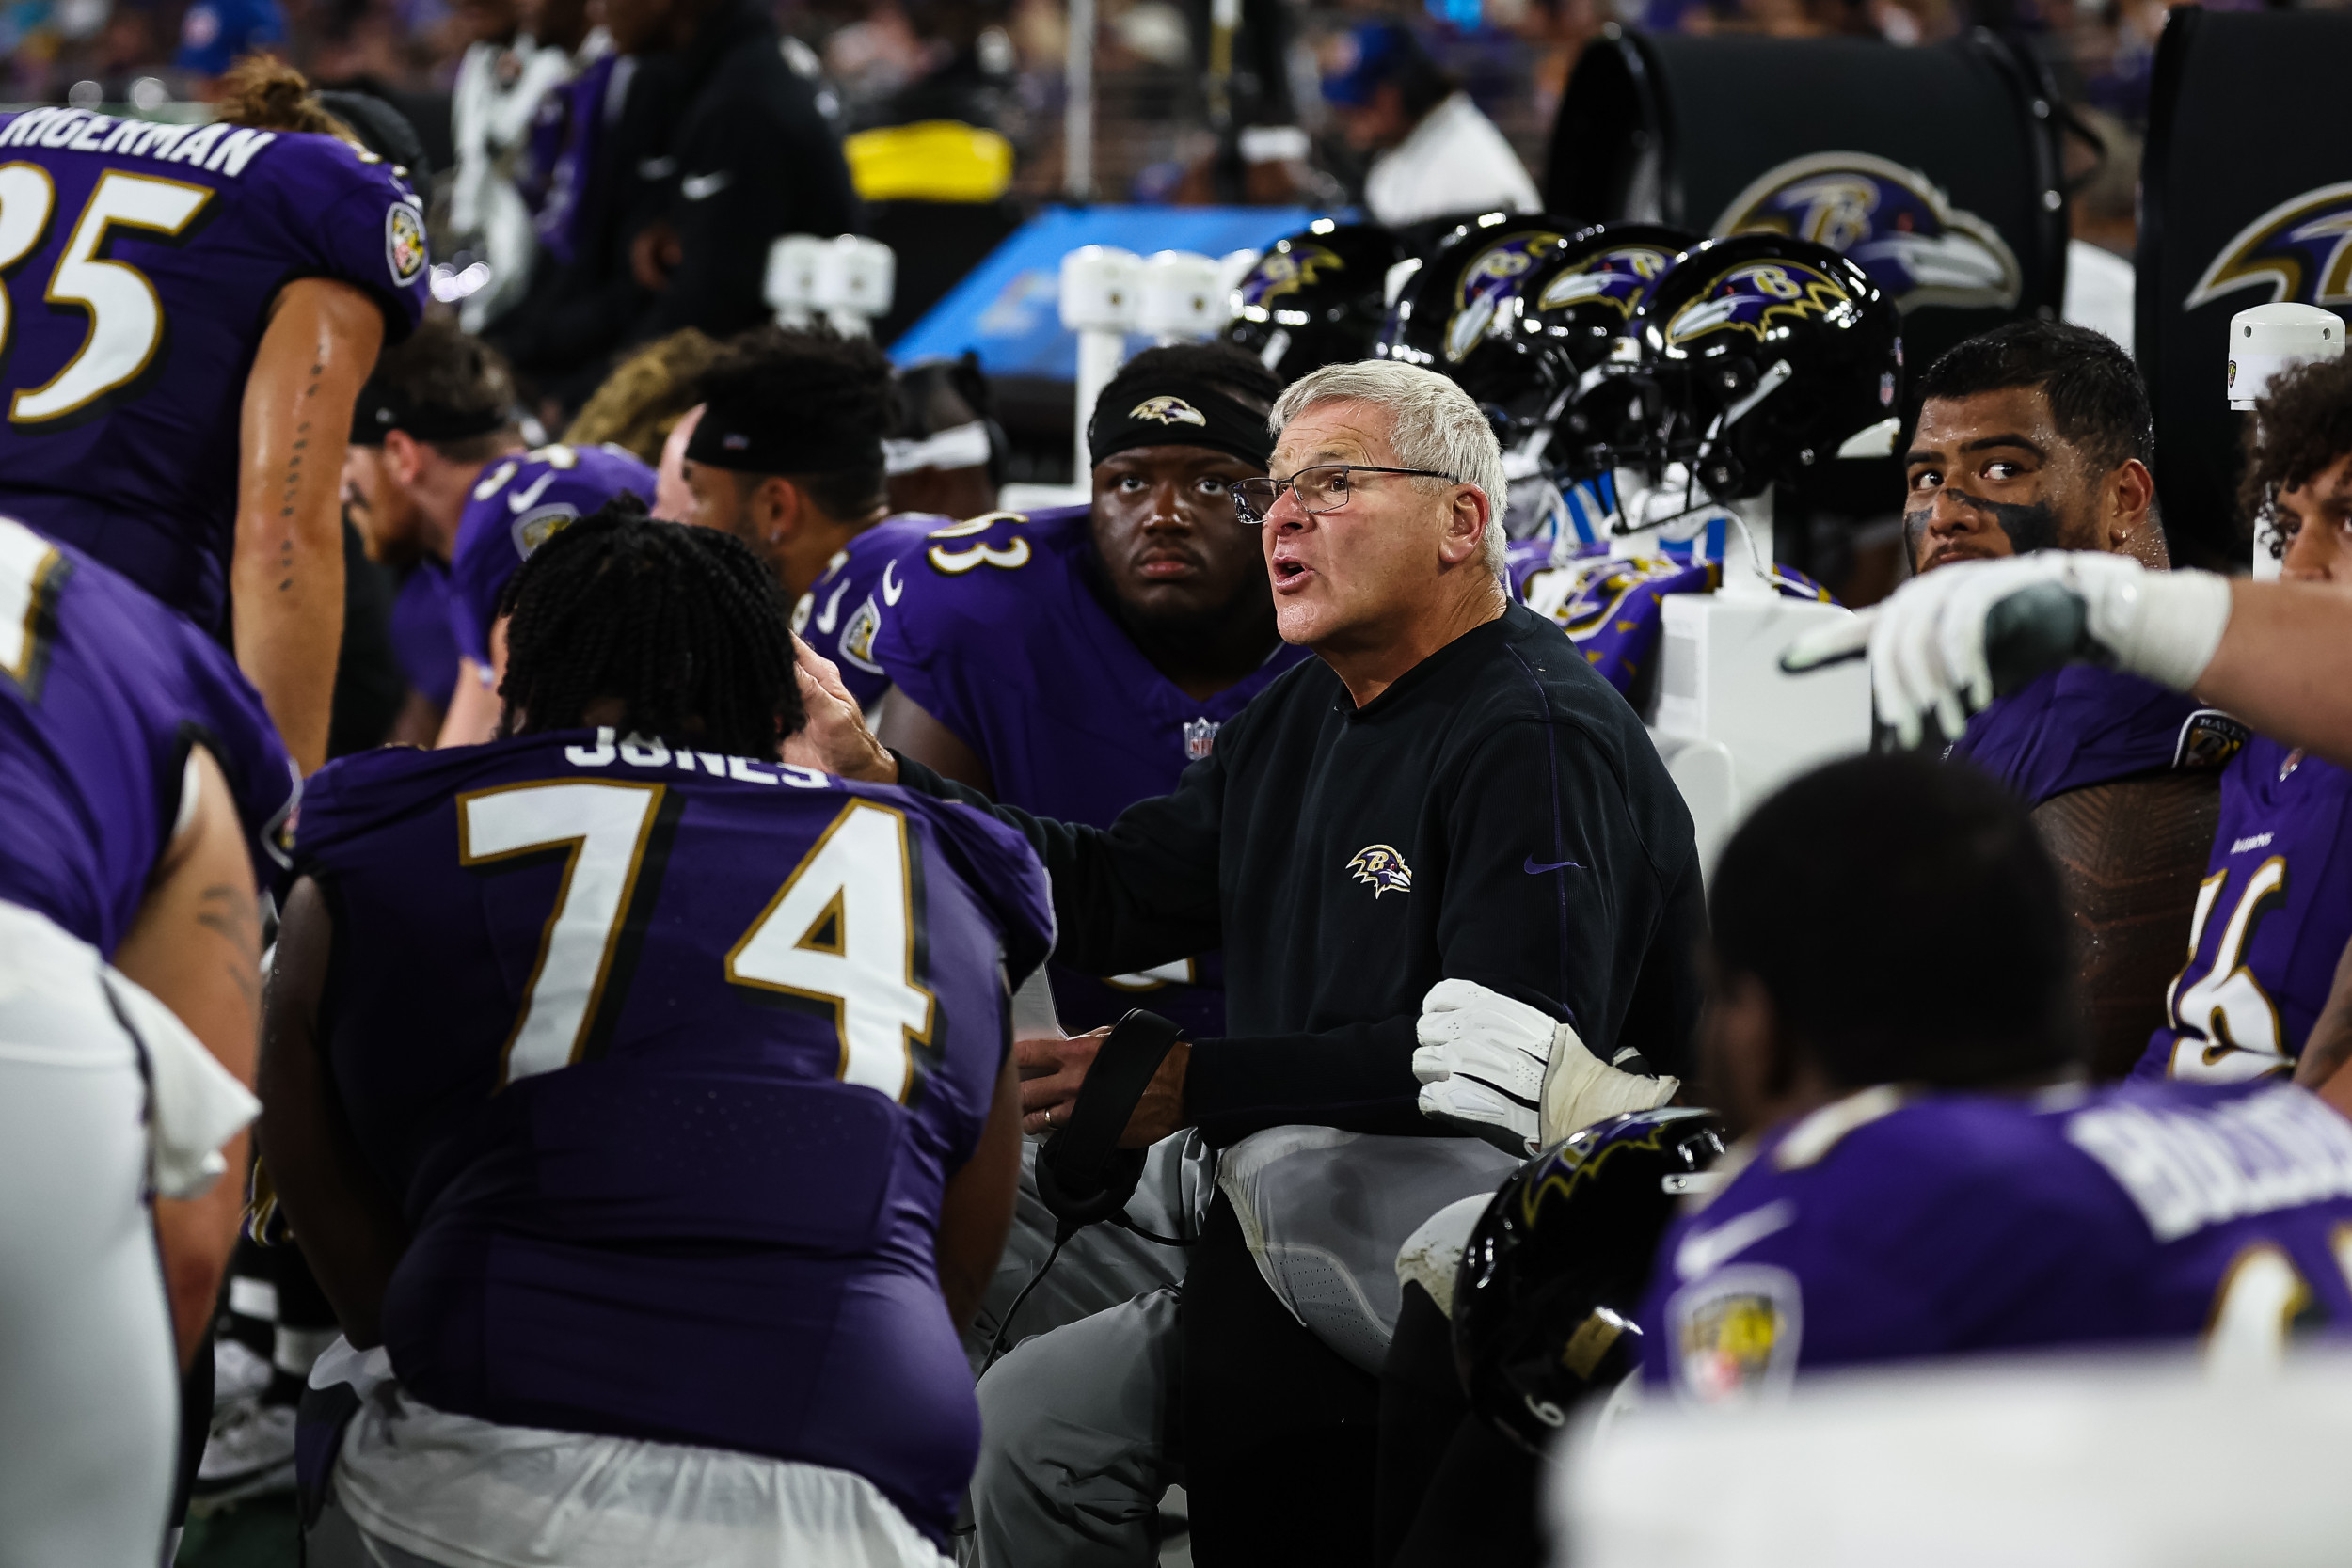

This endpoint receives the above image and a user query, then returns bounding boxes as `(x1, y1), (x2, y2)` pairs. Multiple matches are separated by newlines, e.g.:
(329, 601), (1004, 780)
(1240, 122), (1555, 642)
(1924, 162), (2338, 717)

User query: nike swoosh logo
(1523, 855), (1581, 875)
(1674, 1199), (1794, 1282)
(680, 170), (732, 200)
(813, 578), (850, 634)
(880, 560), (904, 606)
(507, 471), (556, 514)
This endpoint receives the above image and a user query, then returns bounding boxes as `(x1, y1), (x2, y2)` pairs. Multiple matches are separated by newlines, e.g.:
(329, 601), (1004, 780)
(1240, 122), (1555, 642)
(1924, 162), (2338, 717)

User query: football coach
(787, 358), (1701, 1566)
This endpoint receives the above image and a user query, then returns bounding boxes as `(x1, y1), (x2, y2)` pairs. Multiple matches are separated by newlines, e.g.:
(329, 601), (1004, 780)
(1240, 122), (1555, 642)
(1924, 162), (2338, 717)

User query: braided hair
(498, 496), (804, 758)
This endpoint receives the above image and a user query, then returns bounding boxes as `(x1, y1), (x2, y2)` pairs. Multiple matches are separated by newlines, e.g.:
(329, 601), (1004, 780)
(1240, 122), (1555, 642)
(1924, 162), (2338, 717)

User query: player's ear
(2107, 458), (2159, 555)
(757, 475), (803, 541)
(384, 429), (422, 487)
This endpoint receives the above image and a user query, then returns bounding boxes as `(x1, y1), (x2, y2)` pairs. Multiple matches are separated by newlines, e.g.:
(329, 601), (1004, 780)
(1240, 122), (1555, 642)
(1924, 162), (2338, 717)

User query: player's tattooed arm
(234, 277), (385, 775)
(2030, 773), (2223, 1081)
(258, 877), (411, 1349)
(114, 747), (263, 1367)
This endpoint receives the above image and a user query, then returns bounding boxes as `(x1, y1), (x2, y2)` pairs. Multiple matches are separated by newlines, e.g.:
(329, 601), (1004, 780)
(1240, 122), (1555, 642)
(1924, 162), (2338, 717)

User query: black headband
(349, 384), (510, 446)
(686, 388), (886, 476)
(1087, 373), (1272, 470)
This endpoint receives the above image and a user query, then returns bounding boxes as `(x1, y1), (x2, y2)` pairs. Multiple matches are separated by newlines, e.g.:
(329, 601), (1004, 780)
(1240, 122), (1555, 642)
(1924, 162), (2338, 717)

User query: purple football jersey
(293, 728), (1053, 1541)
(390, 561), (459, 706)
(2136, 736), (2352, 1084)
(1639, 1080), (2352, 1402)
(787, 513), (946, 711)
(0, 515), (294, 954)
(867, 504), (1312, 1036)
(0, 111), (428, 631)
(1508, 541), (1834, 695)
(1950, 666), (2240, 807)
(445, 443), (657, 667)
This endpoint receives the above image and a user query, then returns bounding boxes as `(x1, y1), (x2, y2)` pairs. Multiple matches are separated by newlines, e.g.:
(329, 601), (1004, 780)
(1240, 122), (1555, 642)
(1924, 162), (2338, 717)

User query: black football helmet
(1453, 1107), (1727, 1454)
(1375, 212), (1581, 379)
(1221, 222), (1406, 383)
(1618, 233), (1902, 504)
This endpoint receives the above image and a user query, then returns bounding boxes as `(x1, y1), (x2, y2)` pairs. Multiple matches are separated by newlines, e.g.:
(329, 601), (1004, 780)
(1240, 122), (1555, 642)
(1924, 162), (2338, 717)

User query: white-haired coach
(789, 360), (1702, 1566)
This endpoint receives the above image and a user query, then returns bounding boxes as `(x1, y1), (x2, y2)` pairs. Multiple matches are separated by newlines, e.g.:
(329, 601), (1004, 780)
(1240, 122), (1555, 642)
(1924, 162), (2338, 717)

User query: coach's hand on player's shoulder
(783, 635), (898, 784)
(1016, 1027), (1190, 1147)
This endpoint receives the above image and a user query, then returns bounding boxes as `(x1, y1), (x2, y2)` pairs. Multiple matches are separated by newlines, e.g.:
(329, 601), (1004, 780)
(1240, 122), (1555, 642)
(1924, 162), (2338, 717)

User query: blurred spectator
(485, 37), (677, 411)
(176, 0), (290, 95)
(443, 0), (580, 330)
(2063, 103), (2139, 354)
(848, 0), (1024, 341)
(615, 0), (857, 341)
(1321, 20), (1536, 226)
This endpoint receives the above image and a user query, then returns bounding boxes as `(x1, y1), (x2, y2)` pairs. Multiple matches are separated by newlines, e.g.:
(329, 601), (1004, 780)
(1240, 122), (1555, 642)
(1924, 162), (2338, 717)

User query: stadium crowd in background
(8, 0), (2168, 289)
(3, 0), (2352, 1560)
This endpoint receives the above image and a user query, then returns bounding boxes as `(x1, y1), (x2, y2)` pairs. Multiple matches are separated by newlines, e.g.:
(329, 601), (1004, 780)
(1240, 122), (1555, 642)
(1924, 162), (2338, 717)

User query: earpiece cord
(979, 1230), (1069, 1374)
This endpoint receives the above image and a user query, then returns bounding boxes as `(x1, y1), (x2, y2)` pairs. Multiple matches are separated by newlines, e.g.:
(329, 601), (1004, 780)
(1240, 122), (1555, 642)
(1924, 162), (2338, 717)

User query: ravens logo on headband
(1130, 395), (1207, 427)
(2186, 181), (2352, 311)
(1713, 151), (2020, 313)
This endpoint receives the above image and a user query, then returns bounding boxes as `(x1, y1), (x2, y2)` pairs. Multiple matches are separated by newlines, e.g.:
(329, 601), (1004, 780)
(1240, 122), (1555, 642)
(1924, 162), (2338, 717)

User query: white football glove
(1781, 551), (2233, 749)
(1414, 979), (1677, 1155)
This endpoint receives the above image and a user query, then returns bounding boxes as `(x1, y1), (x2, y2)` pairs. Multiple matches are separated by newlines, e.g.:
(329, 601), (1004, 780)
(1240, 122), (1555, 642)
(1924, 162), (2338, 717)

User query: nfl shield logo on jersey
(385, 202), (426, 286)
(1671, 1265), (1802, 1404)
(1183, 717), (1219, 761)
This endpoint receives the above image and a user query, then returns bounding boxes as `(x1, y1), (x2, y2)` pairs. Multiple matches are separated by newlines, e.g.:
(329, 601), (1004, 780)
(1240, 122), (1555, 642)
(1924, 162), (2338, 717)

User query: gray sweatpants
(960, 1134), (1207, 1567)
(971, 1289), (1183, 1568)
(961, 1134), (1206, 1371)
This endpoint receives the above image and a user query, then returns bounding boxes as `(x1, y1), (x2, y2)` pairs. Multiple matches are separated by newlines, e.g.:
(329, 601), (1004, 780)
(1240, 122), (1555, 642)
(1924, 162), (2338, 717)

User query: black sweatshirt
(894, 602), (1705, 1148)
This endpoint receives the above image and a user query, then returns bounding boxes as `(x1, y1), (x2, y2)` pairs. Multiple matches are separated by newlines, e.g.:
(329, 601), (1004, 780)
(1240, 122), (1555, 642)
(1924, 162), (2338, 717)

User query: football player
(885, 357), (1000, 523)
(1641, 751), (2352, 1403)
(1905, 321), (2238, 1075)
(680, 325), (902, 596)
(0, 513), (291, 1561)
(0, 58), (428, 776)
(341, 321), (655, 746)
(2135, 355), (2352, 1089)
(259, 499), (1044, 1564)
(869, 343), (1305, 1039)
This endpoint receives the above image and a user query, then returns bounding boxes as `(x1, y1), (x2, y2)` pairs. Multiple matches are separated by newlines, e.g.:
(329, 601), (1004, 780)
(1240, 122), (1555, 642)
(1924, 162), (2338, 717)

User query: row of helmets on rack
(1076, 216), (1909, 563)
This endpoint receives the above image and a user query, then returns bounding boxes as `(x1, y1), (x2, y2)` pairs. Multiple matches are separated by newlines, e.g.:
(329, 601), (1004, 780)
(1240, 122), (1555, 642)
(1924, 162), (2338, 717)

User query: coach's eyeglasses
(1230, 464), (1461, 526)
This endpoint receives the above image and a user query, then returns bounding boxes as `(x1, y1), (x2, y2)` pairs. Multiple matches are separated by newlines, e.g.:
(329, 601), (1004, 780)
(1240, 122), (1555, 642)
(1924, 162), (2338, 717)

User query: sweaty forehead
(1272, 401), (1396, 472)
(1913, 385), (2059, 454)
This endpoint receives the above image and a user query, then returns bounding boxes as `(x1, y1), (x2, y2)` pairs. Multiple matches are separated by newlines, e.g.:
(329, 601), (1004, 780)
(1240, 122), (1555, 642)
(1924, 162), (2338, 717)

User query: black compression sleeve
(889, 752), (1226, 977)
(1184, 1017), (1430, 1144)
